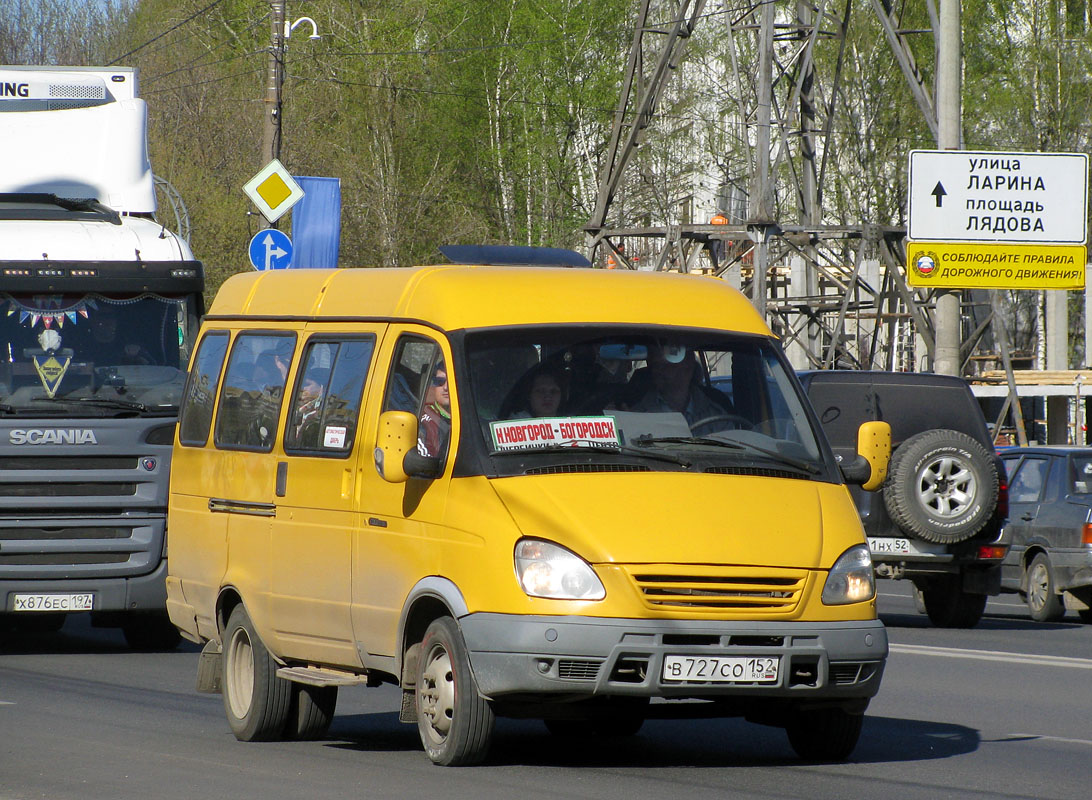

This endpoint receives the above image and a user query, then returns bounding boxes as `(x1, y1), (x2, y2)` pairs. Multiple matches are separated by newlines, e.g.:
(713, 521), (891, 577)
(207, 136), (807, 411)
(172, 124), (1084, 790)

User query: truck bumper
(0, 558), (168, 615)
(458, 613), (887, 703)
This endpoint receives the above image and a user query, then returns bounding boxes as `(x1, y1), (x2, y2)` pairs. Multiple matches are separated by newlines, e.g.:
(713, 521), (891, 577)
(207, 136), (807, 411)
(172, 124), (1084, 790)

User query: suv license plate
(662, 655), (779, 684)
(868, 537), (946, 556)
(12, 593), (93, 612)
(868, 536), (914, 555)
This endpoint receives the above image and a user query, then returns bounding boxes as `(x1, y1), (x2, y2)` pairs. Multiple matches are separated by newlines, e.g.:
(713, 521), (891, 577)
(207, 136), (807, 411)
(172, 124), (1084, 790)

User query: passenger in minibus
(628, 342), (735, 434)
(507, 366), (565, 419)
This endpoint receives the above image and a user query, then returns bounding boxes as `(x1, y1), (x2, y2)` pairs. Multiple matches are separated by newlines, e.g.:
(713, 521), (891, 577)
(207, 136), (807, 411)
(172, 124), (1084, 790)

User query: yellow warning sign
(907, 241), (1086, 290)
(242, 159), (305, 223)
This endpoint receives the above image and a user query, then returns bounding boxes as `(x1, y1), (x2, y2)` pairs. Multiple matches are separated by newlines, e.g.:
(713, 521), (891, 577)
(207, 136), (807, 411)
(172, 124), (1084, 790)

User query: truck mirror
(841, 420), (891, 491)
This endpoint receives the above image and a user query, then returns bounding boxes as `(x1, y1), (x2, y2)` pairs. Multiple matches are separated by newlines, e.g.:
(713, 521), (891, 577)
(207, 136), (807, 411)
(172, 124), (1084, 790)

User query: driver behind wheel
(627, 342), (736, 435)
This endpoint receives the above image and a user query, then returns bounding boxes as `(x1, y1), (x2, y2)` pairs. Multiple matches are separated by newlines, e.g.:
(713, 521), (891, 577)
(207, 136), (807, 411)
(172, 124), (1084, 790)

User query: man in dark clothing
(418, 363), (451, 458)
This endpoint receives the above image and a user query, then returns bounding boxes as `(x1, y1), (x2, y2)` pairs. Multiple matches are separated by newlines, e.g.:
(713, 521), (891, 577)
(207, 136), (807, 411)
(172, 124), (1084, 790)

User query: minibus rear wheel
(222, 605), (291, 741)
(784, 707), (863, 761)
(286, 683), (338, 740)
(415, 616), (495, 765)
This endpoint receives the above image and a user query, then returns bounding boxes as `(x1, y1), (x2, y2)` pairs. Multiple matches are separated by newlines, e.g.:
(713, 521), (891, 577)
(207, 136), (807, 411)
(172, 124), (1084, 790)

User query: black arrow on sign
(932, 181), (947, 207)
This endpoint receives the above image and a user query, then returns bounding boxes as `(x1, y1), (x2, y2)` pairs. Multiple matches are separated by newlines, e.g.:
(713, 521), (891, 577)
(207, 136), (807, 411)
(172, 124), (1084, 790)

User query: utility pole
(261, 1), (287, 229)
(933, 0), (962, 376)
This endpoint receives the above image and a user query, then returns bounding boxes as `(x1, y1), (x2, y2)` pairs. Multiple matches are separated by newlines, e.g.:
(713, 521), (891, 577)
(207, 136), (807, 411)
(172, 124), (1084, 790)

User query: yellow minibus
(167, 252), (890, 766)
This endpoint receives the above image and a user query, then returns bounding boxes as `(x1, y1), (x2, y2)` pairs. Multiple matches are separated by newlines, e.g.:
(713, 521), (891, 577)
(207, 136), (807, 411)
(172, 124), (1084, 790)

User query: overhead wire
(107, 0), (227, 65)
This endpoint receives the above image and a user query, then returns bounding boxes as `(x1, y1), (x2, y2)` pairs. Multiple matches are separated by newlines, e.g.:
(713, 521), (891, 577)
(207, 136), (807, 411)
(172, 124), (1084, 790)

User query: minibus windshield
(464, 326), (826, 476)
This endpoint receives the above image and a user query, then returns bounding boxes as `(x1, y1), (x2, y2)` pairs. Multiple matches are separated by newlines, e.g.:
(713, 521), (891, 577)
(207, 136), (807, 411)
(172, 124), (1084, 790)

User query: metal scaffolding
(586, 0), (958, 373)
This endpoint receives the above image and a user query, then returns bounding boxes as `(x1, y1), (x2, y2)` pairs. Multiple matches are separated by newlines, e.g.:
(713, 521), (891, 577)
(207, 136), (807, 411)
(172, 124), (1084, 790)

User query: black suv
(798, 371), (1009, 628)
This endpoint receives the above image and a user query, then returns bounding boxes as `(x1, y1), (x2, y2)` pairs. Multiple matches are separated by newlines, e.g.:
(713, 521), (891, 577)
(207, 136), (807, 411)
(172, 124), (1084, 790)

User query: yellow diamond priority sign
(243, 159), (305, 223)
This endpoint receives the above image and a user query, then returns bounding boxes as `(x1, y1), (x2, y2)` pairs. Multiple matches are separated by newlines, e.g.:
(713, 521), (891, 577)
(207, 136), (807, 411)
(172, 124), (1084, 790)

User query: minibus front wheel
(784, 706), (863, 761)
(415, 616), (495, 765)
(222, 605), (291, 741)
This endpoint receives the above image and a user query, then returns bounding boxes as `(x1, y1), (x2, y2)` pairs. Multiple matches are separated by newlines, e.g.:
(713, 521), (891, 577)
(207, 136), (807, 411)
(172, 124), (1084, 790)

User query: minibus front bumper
(458, 613), (887, 702)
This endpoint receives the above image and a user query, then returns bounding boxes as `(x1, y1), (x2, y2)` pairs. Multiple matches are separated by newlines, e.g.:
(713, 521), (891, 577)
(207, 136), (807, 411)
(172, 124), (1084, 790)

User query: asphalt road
(1, 585), (1089, 800)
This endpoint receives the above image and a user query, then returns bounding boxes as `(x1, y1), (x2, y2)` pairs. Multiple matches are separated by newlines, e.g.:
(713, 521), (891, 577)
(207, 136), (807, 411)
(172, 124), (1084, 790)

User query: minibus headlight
(514, 539), (605, 600)
(821, 544), (876, 605)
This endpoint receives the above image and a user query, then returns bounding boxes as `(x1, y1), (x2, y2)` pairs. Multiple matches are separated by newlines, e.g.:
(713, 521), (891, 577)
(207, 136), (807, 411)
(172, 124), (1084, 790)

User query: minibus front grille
(557, 659), (603, 680)
(627, 567), (806, 612)
(704, 466), (809, 480)
(829, 662), (878, 685)
(524, 464), (651, 475)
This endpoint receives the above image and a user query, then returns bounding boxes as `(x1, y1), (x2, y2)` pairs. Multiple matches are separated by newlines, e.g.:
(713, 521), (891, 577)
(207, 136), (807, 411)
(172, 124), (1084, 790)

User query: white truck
(0, 66), (204, 648)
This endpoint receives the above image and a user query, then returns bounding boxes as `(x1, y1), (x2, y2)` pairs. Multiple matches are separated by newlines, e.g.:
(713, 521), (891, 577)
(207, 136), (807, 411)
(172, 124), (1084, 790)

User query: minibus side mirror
(375, 410), (442, 483)
(840, 420), (891, 491)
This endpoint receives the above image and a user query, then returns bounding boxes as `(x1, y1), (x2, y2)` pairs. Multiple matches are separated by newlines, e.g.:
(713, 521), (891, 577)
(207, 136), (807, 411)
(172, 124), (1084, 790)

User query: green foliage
(9, 0), (1092, 313)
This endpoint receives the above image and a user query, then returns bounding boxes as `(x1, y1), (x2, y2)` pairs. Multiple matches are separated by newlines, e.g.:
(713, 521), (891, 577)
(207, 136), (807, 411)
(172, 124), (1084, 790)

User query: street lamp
(285, 16), (320, 40)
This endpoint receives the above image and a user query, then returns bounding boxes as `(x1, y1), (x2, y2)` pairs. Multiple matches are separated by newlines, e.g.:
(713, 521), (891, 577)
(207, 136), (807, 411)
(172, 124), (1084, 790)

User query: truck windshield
(465, 326), (827, 477)
(0, 292), (196, 413)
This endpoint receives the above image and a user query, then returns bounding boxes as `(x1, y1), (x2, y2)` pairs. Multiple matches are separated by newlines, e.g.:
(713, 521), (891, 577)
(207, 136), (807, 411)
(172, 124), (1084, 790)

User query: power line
(142, 63), (266, 95)
(107, 0), (227, 65)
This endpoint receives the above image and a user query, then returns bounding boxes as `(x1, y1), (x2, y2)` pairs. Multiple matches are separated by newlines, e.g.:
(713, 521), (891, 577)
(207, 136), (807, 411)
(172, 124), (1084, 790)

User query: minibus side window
(382, 336), (450, 461)
(178, 330), (229, 446)
(285, 337), (375, 454)
(214, 333), (296, 451)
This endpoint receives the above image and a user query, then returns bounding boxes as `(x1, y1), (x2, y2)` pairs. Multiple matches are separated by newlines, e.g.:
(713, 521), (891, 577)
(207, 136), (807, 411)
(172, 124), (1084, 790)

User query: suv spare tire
(883, 429), (999, 545)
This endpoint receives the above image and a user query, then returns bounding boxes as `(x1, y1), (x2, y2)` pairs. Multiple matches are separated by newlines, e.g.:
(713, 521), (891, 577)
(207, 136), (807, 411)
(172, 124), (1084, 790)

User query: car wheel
(415, 616), (495, 766)
(285, 683), (338, 740)
(1026, 553), (1065, 622)
(883, 429), (999, 544)
(122, 612), (181, 651)
(918, 575), (987, 628)
(222, 605), (292, 741)
(785, 707), (863, 761)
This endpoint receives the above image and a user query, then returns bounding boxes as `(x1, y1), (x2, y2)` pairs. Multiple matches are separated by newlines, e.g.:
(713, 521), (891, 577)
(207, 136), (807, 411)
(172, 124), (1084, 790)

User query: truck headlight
(514, 539), (605, 600)
(822, 544), (876, 605)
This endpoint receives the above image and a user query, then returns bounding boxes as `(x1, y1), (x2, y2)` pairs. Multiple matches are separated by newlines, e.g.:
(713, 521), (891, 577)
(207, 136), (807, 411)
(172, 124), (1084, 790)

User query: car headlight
(514, 539), (605, 600)
(821, 544), (876, 605)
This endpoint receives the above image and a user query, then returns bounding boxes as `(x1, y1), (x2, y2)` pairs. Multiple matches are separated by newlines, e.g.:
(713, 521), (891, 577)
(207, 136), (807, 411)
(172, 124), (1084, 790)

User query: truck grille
(0, 483), (136, 497)
(627, 566), (807, 612)
(0, 457), (138, 470)
(0, 522), (161, 578)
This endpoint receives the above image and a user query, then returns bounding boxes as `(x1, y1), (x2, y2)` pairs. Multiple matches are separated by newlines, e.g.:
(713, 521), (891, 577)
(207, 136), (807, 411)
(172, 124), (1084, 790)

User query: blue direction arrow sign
(248, 229), (294, 271)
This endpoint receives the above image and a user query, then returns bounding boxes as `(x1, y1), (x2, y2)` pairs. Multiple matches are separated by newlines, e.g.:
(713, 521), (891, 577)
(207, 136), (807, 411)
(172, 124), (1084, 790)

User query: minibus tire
(222, 605), (291, 742)
(415, 617), (495, 766)
(287, 684), (338, 740)
(785, 707), (863, 761)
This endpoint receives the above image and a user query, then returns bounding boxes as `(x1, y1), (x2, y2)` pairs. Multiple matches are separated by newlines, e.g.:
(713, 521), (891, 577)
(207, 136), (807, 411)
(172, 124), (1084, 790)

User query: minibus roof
(207, 265), (771, 335)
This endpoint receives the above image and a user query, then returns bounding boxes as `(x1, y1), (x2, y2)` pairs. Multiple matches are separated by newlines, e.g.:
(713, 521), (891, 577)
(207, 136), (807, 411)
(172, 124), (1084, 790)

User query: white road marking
(1007, 733), (1092, 747)
(889, 643), (1092, 669)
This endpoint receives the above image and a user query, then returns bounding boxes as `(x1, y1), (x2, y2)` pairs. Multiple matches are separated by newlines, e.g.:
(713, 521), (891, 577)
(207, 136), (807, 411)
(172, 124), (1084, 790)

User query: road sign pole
(261, 1), (286, 230)
(934, 0), (962, 376)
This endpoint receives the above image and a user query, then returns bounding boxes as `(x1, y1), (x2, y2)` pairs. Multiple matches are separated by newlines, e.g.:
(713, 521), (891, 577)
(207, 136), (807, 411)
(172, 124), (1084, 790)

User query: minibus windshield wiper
(633, 436), (822, 475)
(491, 443), (691, 467)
